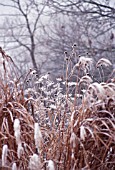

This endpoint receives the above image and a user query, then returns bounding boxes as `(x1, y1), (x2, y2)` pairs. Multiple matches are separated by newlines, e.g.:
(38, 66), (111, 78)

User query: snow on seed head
(103, 84), (115, 98)
(80, 75), (93, 84)
(2, 144), (8, 167)
(30, 70), (36, 75)
(12, 162), (17, 170)
(34, 123), (42, 152)
(80, 125), (87, 141)
(14, 119), (20, 131)
(17, 143), (24, 159)
(77, 56), (93, 68)
(47, 160), (55, 170)
(29, 154), (41, 170)
(88, 82), (106, 100)
(96, 58), (112, 67)
(14, 119), (21, 145)
(70, 132), (77, 148)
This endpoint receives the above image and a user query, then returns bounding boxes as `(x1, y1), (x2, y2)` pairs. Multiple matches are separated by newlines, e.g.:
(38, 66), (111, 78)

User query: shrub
(0, 47), (115, 170)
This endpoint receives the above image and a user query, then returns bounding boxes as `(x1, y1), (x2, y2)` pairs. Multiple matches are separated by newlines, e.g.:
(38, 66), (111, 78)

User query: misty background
(0, 0), (115, 80)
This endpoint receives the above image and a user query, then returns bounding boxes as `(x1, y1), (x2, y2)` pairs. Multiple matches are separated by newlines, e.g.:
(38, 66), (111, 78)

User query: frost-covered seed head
(34, 123), (42, 152)
(80, 126), (87, 141)
(14, 119), (20, 131)
(12, 162), (17, 170)
(70, 132), (77, 148)
(103, 84), (115, 97)
(14, 119), (21, 145)
(31, 70), (36, 75)
(47, 160), (55, 170)
(71, 152), (74, 159)
(80, 75), (93, 84)
(14, 131), (21, 145)
(2, 144), (8, 167)
(108, 83), (115, 90)
(77, 56), (93, 69)
(29, 154), (41, 170)
(88, 82), (106, 100)
(96, 58), (112, 67)
(17, 143), (24, 159)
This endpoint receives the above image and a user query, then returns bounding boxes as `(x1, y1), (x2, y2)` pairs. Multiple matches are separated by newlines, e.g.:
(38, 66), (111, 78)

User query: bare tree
(40, 0), (115, 79)
(47, 0), (115, 56)
(0, 0), (48, 75)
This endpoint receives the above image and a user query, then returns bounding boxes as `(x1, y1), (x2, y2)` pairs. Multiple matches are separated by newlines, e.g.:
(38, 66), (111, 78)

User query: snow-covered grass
(0, 47), (115, 170)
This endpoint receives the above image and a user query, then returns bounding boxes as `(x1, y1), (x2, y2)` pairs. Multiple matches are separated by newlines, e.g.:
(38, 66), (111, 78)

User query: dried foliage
(0, 47), (115, 170)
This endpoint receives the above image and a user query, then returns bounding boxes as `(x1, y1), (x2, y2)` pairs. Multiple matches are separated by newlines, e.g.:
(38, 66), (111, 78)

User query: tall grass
(0, 47), (115, 170)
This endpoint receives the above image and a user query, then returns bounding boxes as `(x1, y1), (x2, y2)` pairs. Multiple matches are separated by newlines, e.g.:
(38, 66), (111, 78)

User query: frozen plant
(17, 143), (24, 159)
(2, 144), (8, 167)
(80, 125), (87, 141)
(88, 82), (106, 101)
(12, 163), (17, 170)
(29, 154), (41, 170)
(80, 75), (93, 84)
(34, 122), (42, 153)
(14, 119), (24, 158)
(14, 119), (21, 145)
(47, 160), (55, 170)
(96, 58), (112, 67)
(76, 56), (93, 73)
(70, 132), (77, 148)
